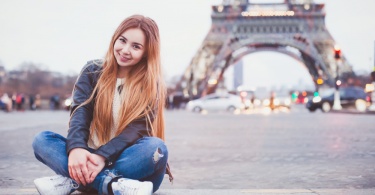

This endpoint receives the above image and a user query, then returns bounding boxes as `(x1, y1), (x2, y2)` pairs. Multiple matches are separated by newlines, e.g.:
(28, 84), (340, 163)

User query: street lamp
(333, 45), (342, 110)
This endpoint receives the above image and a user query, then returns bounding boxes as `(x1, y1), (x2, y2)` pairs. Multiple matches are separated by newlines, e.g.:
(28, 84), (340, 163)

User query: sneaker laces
(117, 179), (143, 194)
(52, 176), (79, 190)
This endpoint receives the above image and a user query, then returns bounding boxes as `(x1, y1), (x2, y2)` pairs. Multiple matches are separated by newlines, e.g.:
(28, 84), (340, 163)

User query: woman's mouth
(119, 54), (131, 63)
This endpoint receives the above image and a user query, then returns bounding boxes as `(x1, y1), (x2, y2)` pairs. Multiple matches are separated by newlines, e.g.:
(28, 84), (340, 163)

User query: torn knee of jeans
(153, 147), (164, 164)
(104, 170), (121, 179)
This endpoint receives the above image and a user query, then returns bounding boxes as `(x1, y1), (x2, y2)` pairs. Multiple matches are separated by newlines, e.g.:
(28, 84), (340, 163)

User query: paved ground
(0, 105), (374, 194)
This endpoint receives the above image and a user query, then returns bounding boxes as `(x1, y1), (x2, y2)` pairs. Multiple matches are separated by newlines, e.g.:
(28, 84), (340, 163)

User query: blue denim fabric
(32, 131), (168, 194)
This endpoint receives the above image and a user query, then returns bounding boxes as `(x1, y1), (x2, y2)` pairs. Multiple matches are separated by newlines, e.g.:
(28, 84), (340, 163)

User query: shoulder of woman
(91, 59), (104, 66)
(80, 59), (104, 73)
(86, 59), (104, 68)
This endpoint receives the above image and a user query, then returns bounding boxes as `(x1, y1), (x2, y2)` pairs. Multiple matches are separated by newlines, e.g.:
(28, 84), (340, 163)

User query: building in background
(233, 60), (243, 90)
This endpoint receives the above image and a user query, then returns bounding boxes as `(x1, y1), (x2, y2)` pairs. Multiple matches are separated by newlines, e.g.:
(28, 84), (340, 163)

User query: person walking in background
(11, 92), (16, 110)
(35, 94), (41, 110)
(250, 94), (255, 109)
(29, 94), (36, 110)
(49, 95), (54, 110)
(15, 93), (24, 111)
(49, 94), (60, 110)
(269, 91), (276, 111)
(32, 14), (172, 195)
(0, 93), (12, 112)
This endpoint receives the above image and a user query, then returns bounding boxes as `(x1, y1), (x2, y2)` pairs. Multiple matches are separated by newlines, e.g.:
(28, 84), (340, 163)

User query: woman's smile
(113, 28), (146, 70)
(118, 54), (131, 63)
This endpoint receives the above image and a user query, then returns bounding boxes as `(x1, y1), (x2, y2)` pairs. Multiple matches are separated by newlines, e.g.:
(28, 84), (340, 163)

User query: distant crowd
(0, 92), (63, 112)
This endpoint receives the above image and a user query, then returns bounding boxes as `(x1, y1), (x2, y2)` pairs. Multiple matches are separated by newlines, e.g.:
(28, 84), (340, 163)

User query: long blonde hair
(76, 15), (166, 145)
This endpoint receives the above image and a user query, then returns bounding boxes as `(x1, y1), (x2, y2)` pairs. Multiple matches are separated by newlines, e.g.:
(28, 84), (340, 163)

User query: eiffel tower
(178, 0), (354, 97)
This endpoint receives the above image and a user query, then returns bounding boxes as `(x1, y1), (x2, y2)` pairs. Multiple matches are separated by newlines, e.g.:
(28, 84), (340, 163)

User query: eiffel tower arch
(178, 0), (354, 98)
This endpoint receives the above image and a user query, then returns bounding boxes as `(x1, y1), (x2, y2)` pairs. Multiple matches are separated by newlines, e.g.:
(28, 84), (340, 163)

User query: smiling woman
(31, 14), (172, 195)
(114, 28), (146, 77)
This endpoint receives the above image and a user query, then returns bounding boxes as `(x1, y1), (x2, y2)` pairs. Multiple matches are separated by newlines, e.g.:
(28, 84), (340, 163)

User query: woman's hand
(86, 153), (106, 183)
(68, 148), (91, 186)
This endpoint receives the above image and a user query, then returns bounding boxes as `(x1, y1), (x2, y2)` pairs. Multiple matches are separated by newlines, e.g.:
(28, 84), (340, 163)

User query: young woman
(32, 14), (173, 195)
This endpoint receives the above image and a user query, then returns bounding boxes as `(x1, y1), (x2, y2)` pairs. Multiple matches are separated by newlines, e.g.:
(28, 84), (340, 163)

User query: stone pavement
(1, 188), (375, 195)
(1, 107), (375, 195)
(330, 109), (375, 115)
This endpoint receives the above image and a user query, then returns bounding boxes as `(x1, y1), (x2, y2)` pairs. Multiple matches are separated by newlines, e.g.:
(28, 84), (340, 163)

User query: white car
(186, 93), (245, 113)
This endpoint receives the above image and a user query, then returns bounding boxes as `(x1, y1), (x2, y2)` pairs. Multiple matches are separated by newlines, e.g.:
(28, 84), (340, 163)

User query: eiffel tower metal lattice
(177, 0), (354, 97)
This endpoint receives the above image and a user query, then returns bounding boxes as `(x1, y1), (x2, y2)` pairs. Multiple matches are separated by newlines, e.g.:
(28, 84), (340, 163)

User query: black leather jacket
(66, 59), (173, 181)
(66, 59), (153, 166)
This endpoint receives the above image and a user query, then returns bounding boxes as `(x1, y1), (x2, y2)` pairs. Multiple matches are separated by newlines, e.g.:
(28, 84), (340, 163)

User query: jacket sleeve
(93, 113), (155, 166)
(66, 63), (97, 154)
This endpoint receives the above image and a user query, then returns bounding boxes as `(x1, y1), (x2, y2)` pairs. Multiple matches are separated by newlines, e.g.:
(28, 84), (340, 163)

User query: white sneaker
(112, 178), (153, 195)
(34, 175), (78, 195)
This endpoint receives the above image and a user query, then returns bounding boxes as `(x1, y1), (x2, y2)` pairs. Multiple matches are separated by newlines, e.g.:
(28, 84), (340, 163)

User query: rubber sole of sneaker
(33, 179), (44, 195)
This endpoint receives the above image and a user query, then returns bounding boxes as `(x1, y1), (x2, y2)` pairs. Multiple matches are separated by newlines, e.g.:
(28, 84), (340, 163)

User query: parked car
(186, 93), (245, 113)
(306, 86), (369, 113)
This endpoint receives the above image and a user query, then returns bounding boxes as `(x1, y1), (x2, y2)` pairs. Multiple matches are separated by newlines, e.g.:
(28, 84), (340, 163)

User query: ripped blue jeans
(32, 131), (168, 194)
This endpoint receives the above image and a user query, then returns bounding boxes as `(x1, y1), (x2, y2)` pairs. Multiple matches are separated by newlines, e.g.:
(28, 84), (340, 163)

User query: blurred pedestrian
(0, 93), (12, 112)
(35, 94), (41, 109)
(172, 92), (182, 110)
(49, 94), (60, 110)
(168, 93), (174, 109)
(49, 95), (55, 110)
(32, 15), (172, 195)
(54, 94), (60, 110)
(0, 98), (4, 111)
(15, 93), (24, 111)
(29, 94), (36, 110)
(250, 94), (255, 109)
(270, 91), (276, 111)
(11, 92), (17, 110)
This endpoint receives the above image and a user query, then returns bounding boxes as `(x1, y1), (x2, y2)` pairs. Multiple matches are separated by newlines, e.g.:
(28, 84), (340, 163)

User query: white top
(88, 78), (124, 149)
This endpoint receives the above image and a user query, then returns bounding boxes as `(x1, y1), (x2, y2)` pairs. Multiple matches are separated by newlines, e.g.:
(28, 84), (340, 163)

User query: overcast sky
(1, 0), (374, 90)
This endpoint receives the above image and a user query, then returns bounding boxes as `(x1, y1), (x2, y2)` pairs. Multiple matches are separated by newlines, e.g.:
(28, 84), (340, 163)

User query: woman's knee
(143, 137), (167, 152)
(142, 137), (168, 165)
(32, 131), (55, 152)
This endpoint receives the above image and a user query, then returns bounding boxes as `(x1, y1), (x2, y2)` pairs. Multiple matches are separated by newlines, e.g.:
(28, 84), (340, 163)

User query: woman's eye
(133, 45), (140, 49)
(119, 38), (126, 43)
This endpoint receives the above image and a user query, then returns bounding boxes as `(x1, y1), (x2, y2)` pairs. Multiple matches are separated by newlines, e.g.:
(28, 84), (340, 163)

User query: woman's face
(114, 28), (146, 69)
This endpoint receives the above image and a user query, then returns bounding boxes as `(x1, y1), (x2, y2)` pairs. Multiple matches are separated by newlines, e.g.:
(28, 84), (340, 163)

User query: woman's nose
(121, 44), (130, 54)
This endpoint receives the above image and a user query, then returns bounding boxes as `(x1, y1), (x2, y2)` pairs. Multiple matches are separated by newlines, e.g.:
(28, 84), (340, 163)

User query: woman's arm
(65, 61), (101, 185)
(66, 61), (100, 154)
(93, 114), (154, 166)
